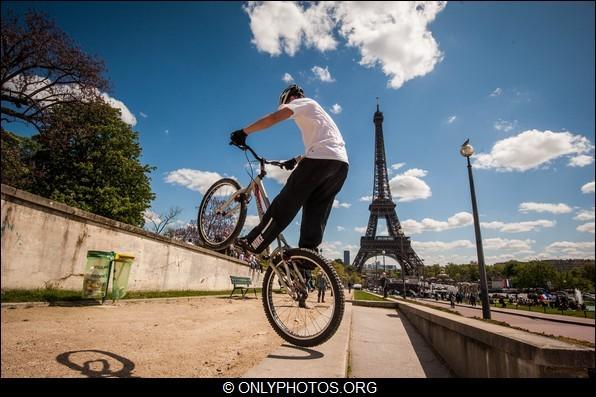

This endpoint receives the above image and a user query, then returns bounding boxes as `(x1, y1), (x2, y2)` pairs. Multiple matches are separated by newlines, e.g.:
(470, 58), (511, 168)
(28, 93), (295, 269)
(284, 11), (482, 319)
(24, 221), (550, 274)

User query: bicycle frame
(218, 144), (306, 294)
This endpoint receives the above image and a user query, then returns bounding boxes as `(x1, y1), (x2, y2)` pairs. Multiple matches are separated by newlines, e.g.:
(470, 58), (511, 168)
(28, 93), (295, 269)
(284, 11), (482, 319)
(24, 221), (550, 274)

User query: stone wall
(397, 300), (595, 377)
(1, 184), (252, 292)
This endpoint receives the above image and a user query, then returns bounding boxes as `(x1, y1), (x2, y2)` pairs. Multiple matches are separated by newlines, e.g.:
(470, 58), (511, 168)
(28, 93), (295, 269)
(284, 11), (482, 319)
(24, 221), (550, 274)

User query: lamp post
(460, 139), (491, 320)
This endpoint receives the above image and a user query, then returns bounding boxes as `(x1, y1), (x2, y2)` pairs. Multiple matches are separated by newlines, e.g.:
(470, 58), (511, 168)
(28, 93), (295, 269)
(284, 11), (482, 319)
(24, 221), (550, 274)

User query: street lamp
(460, 139), (491, 320)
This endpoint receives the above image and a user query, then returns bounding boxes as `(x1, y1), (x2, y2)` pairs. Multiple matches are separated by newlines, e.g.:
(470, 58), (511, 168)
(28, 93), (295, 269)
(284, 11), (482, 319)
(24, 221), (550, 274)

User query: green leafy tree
(1, 129), (40, 189)
(30, 101), (155, 226)
(512, 261), (557, 289)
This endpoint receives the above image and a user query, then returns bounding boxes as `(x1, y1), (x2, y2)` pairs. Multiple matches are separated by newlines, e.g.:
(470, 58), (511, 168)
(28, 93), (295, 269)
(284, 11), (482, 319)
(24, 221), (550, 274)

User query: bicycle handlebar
(230, 140), (299, 170)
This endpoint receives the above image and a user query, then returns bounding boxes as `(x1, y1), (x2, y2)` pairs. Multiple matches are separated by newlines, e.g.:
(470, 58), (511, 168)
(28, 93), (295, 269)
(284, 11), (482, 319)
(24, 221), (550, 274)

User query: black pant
(245, 158), (349, 253)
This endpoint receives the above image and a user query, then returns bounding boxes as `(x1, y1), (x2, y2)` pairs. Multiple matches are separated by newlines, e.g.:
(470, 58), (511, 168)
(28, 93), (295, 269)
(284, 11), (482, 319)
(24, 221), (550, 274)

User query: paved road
(413, 298), (595, 344)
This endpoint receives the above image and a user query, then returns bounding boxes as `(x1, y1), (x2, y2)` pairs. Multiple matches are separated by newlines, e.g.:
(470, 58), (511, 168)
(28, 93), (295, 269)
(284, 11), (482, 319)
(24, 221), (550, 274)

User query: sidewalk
(243, 301), (451, 378)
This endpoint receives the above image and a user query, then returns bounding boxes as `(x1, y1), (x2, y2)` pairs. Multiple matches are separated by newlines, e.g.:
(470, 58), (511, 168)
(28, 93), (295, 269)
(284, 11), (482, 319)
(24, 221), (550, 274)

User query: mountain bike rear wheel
(262, 248), (345, 347)
(197, 178), (247, 251)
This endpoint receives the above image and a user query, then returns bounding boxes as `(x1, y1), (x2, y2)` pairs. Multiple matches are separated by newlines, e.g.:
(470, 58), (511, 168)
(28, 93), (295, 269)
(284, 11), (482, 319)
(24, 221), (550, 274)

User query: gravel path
(1, 296), (282, 378)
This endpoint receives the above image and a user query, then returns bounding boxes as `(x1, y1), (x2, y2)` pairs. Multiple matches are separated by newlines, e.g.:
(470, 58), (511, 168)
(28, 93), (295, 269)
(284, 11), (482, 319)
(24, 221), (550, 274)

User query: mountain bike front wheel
(262, 248), (345, 347)
(197, 178), (247, 251)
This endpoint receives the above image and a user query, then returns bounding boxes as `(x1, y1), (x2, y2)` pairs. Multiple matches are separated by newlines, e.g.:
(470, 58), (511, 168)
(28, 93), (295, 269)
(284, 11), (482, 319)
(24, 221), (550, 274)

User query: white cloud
(143, 209), (161, 225)
(518, 202), (572, 214)
(311, 65), (335, 82)
(164, 169), (225, 194)
(389, 168), (431, 202)
(264, 164), (293, 184)
(401, 211), (473, 235)
(545, 241), (595, 254)
(473, 129), (594, 172)
(446, 115), (456, 124)
(480, 219), (555, 233)
(282, 73), (294, 83)
(577, 223), (595, 234)
(337, 226), (345, 231)
(243, 1), (337, 56)
(482, 238), (535, 251)
(359, 196), (373, 202)
(489, 87), (503, 97)
(99, 93), (137, 126)
(568, 154), (594, 167)
(330, 103), (342, 114)
(244, 2), (446, 89)
(581, 181), (595, 194)
(494, 119), (517, 132)
(391, 163), (405, 171)
(354, 226), (367, 233)
(165, 129), (169, 135)
(333, 199), (351, 208)
(574, 208), (595, 221)
(412, 240), (474, 251)
(244, 215), (261, 228)
(139, 112), (148, 118)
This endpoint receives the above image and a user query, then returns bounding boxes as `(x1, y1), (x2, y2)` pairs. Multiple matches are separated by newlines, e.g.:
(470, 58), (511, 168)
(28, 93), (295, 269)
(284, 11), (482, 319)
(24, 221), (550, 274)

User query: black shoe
(235, 237), (256, 254)
(298, 300), (310, 309)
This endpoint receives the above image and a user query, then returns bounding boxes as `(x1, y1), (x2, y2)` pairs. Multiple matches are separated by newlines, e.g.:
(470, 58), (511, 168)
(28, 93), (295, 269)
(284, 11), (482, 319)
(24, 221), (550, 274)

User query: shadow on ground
(56, 349), (137, 378)
(266, 344), (325, 360)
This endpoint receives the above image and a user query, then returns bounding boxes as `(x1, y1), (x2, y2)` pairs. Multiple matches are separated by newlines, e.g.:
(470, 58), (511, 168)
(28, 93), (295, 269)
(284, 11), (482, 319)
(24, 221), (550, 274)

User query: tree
(145, 207), (183, 235)
(512, 261), (557, 290)
(30, 101), (155, 226)
(1, 10), (108, 132)
(0, 129), (39, 189)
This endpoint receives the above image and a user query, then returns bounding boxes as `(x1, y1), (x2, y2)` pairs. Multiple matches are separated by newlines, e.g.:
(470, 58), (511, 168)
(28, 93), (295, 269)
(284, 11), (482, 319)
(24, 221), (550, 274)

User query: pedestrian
(379, 272), (388, 298)
(231, 84), (349, 257)
(316, 273), (327, 303)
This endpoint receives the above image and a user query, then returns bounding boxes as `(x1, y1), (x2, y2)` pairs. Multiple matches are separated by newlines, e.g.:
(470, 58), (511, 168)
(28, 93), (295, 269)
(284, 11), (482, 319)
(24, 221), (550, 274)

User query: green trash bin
(112, 253), (135, 300)
(82, 251), (114, 300)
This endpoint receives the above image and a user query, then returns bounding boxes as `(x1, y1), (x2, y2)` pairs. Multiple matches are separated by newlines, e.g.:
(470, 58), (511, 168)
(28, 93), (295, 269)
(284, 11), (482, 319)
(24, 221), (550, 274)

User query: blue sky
(3, 1), (595, 266)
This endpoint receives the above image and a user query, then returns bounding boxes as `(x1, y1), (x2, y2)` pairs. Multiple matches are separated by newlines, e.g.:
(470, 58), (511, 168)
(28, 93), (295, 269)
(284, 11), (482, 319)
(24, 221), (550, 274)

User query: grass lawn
(353, 290), (387, 301)
(491, 302), (595, 319)
(0, 288), (243, 303)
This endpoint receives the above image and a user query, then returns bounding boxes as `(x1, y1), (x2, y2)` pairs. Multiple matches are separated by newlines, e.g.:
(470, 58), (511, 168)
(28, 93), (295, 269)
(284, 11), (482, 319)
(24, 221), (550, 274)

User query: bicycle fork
(269, 250), (308, 302)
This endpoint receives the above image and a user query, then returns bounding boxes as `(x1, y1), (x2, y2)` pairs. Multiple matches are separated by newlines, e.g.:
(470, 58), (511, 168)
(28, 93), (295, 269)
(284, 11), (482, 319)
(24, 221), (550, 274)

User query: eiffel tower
(352, 99), (424, 276)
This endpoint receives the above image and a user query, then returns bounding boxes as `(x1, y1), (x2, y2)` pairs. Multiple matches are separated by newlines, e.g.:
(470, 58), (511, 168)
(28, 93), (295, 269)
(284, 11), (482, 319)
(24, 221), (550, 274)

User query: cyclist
(230, 83), (349, 257)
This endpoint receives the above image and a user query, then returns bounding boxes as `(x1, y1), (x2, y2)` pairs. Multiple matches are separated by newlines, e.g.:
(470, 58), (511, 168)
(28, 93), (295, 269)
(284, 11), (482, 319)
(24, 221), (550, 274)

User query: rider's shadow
(56, 349), (137, 378)
(266, 344), (324, 360)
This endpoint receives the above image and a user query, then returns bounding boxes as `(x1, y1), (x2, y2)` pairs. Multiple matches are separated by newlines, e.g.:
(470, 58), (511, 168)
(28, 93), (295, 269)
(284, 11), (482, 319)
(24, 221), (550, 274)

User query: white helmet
(278, 84), (304, 107)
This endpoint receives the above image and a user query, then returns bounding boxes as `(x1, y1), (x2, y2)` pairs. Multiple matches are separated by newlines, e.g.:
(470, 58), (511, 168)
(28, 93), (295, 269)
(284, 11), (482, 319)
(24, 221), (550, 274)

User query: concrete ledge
(396, 300), (595, 377)
(349, 300), (398, 309)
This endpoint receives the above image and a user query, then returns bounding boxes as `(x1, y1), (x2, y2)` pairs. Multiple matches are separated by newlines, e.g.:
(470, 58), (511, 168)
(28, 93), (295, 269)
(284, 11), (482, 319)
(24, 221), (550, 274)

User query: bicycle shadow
(266, 344), (324, 360)
(56, 349), (137, 378)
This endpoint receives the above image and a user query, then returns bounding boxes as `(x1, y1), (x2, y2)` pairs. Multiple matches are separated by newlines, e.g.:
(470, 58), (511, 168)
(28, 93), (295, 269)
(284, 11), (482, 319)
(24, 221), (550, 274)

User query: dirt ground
(1, 296), (283, 378)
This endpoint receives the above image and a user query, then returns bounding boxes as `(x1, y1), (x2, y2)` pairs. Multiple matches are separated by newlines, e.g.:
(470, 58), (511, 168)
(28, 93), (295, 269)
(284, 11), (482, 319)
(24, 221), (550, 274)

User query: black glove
(230, 129), (247, 147)
(281, 158), (297, 171)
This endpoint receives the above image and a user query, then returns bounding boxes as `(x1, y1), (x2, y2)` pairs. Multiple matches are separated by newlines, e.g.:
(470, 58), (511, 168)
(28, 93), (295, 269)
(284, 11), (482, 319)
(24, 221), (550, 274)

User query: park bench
(229, 275), (257, 299)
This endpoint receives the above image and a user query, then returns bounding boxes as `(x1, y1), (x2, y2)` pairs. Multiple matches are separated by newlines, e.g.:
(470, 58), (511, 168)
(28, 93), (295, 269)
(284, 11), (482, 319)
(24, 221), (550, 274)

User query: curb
(348, 300), (398, 309)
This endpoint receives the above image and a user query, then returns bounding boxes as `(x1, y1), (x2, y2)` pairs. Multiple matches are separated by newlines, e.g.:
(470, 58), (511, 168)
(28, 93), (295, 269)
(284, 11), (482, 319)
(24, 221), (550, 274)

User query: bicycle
(197, 142), (345, 347)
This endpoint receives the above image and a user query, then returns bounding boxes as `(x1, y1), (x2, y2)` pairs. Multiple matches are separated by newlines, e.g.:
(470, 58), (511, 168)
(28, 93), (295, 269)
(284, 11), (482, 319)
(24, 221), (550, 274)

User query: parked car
(352, 283), (362, 290)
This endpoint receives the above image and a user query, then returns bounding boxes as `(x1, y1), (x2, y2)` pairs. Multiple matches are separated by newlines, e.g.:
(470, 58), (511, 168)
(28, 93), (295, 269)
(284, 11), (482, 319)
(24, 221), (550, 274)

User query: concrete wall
(1, 184), (252, 292)
(397, 300), (595, 378)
